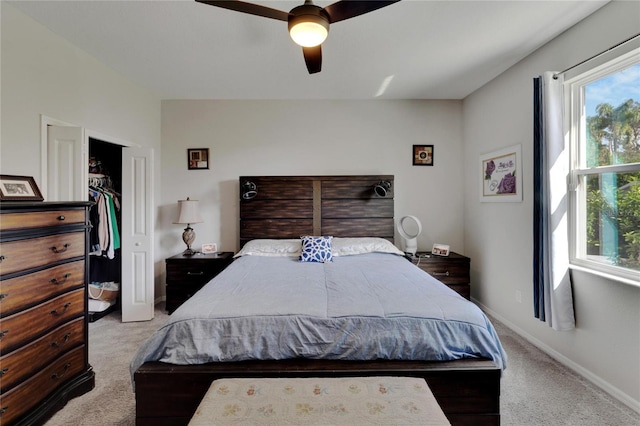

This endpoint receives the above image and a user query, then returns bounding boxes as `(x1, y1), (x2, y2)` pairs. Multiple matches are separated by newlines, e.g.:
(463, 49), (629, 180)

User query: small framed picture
(431, 243), (450, 257)
(413, 145), (434, 166)
(188, 148), (210, 170)
(201, 243), (218, 254)
(0, 175), (44, 201)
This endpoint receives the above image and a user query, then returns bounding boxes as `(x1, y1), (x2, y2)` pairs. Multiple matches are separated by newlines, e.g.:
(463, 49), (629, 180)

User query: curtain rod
(553, 32), (640, 80)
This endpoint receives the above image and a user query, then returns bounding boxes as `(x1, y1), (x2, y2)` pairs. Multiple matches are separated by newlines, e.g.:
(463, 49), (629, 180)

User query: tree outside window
(582, 62), (640, 273)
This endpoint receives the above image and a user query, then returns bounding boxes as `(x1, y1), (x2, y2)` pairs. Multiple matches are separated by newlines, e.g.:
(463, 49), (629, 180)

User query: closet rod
(553, 32), (640, 80)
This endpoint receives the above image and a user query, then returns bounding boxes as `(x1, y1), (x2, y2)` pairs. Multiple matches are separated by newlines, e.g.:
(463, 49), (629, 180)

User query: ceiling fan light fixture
(288, 5), (329, 47)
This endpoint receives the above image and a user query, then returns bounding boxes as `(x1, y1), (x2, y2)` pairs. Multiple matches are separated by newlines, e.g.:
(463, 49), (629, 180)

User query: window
(566, 49), (640, 285)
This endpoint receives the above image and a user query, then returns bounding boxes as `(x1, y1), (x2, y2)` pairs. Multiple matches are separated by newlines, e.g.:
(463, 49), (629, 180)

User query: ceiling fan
(196, 0), (401, 74)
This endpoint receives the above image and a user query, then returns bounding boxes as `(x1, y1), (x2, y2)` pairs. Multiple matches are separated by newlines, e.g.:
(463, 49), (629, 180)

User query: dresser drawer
(0, 232), (85, 276)
(0, 209), (85, 232)
(0, 345), (86, 425)
(0, 260), (85, 316)
(0, 289), (85, 354)
(0, 317), (85, 392)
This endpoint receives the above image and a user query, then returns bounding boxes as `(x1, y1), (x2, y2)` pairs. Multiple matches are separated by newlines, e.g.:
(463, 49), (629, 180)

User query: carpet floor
(44, 304), (639, 425)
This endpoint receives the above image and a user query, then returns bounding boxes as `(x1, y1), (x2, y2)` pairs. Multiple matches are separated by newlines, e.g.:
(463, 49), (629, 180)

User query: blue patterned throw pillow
(300, 236), (333, 263)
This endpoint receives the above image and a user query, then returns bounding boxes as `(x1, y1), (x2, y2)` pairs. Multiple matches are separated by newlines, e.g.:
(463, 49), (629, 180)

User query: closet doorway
(88, 139), (123, 321)
(44, 119), (155, 322)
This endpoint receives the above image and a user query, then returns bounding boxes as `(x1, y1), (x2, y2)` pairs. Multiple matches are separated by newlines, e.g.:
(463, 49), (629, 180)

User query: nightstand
(412, 252), (471, 300)
(165, 252), (234, 313)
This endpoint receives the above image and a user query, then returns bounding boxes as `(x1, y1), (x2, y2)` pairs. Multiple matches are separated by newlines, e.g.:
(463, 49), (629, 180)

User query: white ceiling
(8, 0), (608, 100)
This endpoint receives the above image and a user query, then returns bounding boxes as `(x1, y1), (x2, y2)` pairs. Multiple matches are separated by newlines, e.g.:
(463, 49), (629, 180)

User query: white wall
(1, 4), (163, 293)
(463, 1), (640, 411)
(160, 100), (465, 263)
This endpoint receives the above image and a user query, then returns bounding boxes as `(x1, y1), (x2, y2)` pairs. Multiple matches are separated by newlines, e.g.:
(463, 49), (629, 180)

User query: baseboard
(474, 299), (640, 414)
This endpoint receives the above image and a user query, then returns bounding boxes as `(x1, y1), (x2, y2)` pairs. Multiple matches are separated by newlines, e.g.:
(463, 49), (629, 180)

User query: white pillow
(234, 239), (301, 258)
(332, 237), (404, 257)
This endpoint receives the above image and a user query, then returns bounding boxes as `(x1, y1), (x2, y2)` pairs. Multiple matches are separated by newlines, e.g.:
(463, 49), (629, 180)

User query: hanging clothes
(88, 173), (121, 259)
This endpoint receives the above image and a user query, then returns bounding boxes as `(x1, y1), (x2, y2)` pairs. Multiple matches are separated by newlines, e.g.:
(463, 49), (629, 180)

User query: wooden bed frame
(134, 175), (501, 425)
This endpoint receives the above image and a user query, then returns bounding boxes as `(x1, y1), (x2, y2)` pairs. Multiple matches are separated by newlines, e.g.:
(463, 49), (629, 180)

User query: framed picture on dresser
(0, 175), (44, 201)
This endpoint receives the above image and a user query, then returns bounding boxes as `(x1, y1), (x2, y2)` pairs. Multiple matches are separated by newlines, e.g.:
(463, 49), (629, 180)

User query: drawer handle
(51, 363), (71, 380)
(50, 273), (71, 285)
(432, 271), (450, 277)
(0, 406), (7, 417)
(0, 293), (8, 302)
(0, 368), (8, 377)
(0, 255), (5, 263)
(51, 302), (71, 316)
(51, 243), (70, 254)
(50, 332), (72, 348)
(58, 215), (66, 221)
(0, 330), (8, 340)
(187, 271), (204, 276)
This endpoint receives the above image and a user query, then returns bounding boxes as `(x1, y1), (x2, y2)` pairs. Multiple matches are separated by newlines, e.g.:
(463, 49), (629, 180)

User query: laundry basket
(88, 281), (120, 302)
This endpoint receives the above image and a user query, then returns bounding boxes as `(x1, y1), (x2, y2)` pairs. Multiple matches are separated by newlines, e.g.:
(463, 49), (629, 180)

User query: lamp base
(182, 225), (196, 256)
(182, 248), (197, 256)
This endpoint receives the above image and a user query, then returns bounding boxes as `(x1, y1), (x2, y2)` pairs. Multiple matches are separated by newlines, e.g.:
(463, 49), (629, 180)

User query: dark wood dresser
(412, 252), (471, 300)
(165, 252), (234, 314)
(0, 202), (95, 425)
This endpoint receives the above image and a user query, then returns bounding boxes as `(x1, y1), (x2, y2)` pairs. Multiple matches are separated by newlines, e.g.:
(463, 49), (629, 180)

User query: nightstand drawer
(165, 252), (234, 314)
(167, 263), (228, 285)
(412, 252), (471, 300)
(417, 262), (469, 284)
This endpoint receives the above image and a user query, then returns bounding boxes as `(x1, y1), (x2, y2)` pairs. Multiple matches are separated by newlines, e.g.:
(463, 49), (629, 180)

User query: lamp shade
(174, 198), (203, 225)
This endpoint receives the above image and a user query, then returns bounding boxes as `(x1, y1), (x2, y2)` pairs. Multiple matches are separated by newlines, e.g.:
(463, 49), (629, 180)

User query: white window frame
(565, 45), (640, 287)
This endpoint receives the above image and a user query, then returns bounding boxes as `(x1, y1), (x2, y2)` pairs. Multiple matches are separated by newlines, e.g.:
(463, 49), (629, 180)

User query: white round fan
(397, 215), (422, 256)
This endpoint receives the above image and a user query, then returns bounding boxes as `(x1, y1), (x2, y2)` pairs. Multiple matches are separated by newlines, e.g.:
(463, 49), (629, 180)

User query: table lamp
(174, 197), (203, 256)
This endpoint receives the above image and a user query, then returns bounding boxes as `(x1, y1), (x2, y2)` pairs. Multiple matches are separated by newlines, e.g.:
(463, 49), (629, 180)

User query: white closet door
(47, 126), (86, 201)
(121, 147), (155, 322)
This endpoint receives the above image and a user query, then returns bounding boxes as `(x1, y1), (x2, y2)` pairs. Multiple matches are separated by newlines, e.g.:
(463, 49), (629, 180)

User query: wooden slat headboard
(239, 175), (394, 247)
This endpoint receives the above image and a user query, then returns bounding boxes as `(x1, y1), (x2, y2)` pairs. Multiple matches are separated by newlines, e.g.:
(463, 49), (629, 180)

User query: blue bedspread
(130, 253), (506, 380)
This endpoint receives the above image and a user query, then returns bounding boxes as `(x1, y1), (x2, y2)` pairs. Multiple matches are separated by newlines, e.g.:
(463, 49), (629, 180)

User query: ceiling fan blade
(323, 0), (401, 23)
(302, 45), (322, 74)
(195, 0), (289, 21)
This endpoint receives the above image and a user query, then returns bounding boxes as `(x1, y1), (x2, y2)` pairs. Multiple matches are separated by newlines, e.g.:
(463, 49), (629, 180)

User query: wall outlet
(515, 290), (522, 303)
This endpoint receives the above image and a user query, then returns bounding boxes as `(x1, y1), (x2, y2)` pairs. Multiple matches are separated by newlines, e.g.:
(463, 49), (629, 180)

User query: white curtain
(533, 72), (575, 331)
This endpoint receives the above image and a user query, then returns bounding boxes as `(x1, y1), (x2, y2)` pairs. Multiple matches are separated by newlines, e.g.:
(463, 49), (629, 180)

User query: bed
(133, 175), (506, 425)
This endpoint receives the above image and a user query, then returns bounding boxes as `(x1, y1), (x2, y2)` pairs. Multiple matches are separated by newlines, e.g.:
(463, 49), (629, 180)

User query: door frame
(40, 115), (138, 197)
(41, 115), (154, 322)
(40, 115), (75, 200)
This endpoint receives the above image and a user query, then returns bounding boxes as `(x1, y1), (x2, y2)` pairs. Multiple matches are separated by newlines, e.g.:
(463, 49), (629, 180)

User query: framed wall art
(0, 175), (44, 201)
(413, 145), (434, 166)
(480, 144), (522, 202)
(188, 148), (209, 170)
